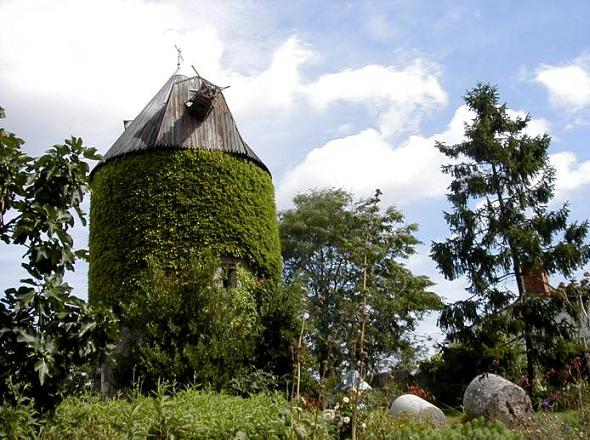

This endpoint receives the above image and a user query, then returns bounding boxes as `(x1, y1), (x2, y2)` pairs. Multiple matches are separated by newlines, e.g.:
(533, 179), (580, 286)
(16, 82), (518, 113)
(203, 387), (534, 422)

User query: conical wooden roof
(100, 73), (268, 173)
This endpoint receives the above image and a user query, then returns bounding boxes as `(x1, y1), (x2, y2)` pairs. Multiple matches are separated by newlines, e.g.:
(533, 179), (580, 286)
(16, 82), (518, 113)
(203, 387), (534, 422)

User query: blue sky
(1, 0), (589, 348)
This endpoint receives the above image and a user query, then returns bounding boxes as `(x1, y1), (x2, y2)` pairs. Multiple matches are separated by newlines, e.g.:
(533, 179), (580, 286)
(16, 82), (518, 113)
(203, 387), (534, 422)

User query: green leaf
(34, 358), (50, 386)
(0, 118), (115, 410)
(16, 329), (37, 345)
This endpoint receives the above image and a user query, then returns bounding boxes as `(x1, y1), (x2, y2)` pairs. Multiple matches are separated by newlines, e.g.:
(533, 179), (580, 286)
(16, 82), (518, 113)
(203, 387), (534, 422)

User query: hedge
(88, 148), (281, 310)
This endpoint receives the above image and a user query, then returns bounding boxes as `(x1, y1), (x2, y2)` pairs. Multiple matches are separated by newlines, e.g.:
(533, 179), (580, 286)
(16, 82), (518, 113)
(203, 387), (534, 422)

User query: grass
(516, 410), (589, 440)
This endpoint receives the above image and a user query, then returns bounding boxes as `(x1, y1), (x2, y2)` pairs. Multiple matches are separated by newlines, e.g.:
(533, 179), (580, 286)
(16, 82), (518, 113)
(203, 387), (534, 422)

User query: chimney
(522, 270), (551, 296)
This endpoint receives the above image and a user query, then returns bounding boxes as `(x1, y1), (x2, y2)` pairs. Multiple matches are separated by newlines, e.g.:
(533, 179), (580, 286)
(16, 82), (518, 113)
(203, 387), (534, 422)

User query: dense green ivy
(88, 149), (281, 310)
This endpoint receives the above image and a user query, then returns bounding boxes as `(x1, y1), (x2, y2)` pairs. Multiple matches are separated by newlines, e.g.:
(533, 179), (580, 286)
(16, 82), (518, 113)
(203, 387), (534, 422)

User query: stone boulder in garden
(463, 373), (533, 428)
(389, 394), (447, 428)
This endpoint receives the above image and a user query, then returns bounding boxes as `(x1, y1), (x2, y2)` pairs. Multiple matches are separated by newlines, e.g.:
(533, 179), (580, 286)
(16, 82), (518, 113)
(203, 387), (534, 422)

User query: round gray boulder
(463, 373), (533, 428)
(389, 394), (447, 428)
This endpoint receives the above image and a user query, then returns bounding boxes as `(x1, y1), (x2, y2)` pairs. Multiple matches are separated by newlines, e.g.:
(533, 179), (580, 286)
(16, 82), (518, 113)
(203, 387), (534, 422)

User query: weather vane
(174, 45), (184, 71)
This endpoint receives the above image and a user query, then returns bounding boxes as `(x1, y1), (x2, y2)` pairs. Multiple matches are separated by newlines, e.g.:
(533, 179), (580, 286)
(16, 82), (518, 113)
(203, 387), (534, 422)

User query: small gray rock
(389, 394), (447, 428)
(463, 373), (533, 428)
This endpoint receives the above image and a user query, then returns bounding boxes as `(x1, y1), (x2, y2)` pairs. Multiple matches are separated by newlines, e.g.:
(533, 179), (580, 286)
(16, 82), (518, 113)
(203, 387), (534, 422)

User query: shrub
(228, 369), (278, 397)
(114, 253), (261, 390)
(406, 384), (433, 402)
(418, 342), (522, 408)
(363, 384), (405, 413)
(0, 385), (43, 440)
(253, 279), (304, 381)
(42, 390), (293, 440)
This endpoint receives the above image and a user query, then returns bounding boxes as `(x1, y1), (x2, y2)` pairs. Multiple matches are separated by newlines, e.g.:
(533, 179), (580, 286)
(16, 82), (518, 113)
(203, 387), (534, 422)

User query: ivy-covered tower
(89, 73), (281, 310)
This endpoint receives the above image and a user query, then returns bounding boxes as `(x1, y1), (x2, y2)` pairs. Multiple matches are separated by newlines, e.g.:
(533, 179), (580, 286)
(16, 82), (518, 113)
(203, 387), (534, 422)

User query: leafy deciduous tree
(0, 106), (115, 410)
(280, 188), (442, 379)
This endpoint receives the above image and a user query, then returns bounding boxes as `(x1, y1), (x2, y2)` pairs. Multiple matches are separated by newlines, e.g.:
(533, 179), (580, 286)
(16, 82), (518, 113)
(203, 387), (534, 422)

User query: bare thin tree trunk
(351, 230), (369, 440)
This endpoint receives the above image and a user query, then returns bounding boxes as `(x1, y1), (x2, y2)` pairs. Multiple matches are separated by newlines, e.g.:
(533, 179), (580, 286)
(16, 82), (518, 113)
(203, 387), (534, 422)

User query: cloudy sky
(1, 0), (589, 346)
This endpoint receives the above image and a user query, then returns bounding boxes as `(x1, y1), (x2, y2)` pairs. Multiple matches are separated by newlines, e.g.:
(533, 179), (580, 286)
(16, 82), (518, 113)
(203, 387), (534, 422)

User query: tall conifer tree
(431, 84), (590, 389)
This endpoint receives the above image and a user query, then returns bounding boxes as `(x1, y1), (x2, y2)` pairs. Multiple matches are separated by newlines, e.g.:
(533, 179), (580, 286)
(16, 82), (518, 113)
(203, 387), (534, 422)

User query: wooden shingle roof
(99, 73), (268, 173)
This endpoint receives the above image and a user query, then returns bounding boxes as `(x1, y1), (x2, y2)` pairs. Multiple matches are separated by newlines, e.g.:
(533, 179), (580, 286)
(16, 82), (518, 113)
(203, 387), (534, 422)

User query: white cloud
(505, 110), (590, 198)
(536, 53), (590, 110)
(304, 61), (447, 137)
(550, 152), (590, 196)
(305, 62), (445, 110)
(525, 117), (551, 137)
(223, 37), (315, 113)
(436, 104), (472, 145)
(277, 103), (585, 209)
(277, 105), (471, 208)
(0, 0), (448, 150)
(227, 49), (447, 138)
(0, 0), (226, 116)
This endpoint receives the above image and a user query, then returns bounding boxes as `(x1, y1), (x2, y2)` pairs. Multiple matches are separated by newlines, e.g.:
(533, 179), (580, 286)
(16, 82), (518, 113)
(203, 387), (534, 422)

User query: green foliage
(147, 382), (192, 439)
(228, 369), (279, 398)
(418, 342), (523, 408)
(6, 386), (589, 439)
(518, 409), (590, 439)
(289, 405), (334, 440)
(515, 290), (587, 373)
(116, 254), (261, 390)
(0, 383), (43, 440)
(1, 284), (115, 409)
(254, 278), (304, 380)
(0, 108), (116, 410)
(330, 393), (367, 438)
(362, 384), (405, 413)
(431, 83), (590, 387)
(558, 273), (590, 352)
(364, 415), (524, 439)
(0, 107), (28, 244)
(89, 149), (281, 312)
(41, 391), (293, 440)
(280, 188), (442, 377)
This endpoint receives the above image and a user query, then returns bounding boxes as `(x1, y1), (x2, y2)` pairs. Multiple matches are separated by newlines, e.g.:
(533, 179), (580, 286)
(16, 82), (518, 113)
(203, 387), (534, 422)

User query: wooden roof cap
(97, 73), (269, 174)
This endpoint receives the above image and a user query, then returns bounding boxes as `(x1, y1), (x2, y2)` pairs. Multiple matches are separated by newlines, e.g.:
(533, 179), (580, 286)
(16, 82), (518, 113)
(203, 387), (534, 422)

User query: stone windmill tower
(88, 71), (281, 312)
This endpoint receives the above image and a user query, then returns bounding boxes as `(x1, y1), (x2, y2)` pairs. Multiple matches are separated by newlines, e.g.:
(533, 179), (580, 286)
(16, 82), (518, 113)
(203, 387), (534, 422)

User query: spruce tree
(431, 84), (590, 390)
